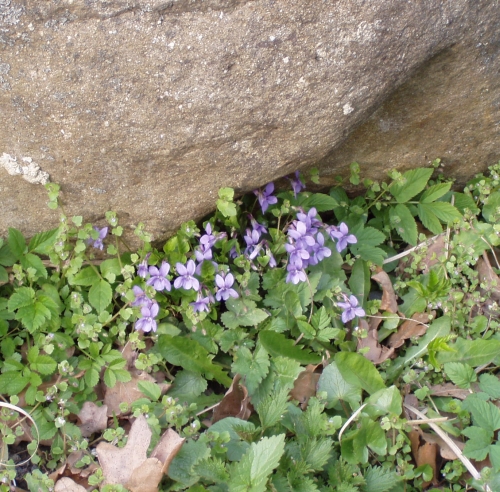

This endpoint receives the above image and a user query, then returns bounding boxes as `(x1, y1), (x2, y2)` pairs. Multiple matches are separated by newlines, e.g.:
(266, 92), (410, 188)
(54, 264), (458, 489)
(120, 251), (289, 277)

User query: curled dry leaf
(409, 427), (439, 488)
(77, 401), (108, 437)
(429, 382), (474, 400)
(289, 363), (323, 409)
(150, 428), (186, 475)
(387, 312), (431, 349)
(53, 477), (87, 492)
(475, 252), (500, 318)
(420, 235), (446, 274)
(371, 268), (398, 313)
(357, 318), (395, 364)
(212, 374), (253, 424)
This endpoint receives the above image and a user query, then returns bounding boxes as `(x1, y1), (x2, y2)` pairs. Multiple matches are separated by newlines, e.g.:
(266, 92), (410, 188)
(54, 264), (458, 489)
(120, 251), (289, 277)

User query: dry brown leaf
(96, 414), (151, 487)
(429, 382), (474, 400)
(420, 235), (446, 274)
(477, 252), (500, 301)
(409, 427), (439, 488)
(357, 318), (395, 364)
(127, 458), (164, 492)
(103, 369), (170, 416)
(53, 477), (86, 492)
(290, 364), (322, 409)
(417, 429), (464, 461)
(387, 312), (431, 349)
(371, 269), (398, 313)
(212, 374), (253, 423)
(77, 401), (108, 437)
(151, 428), (186, 475)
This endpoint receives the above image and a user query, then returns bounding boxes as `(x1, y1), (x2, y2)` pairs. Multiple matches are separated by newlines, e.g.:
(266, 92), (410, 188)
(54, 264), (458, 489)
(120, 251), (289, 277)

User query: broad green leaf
(453, 192), (480, 214)
(31, 355), (57, 375)
(0, 265), (7, 282)
(296, 320), (315, 339)
(20, 253), (48, 279)
(483, 191), (500, 223)
(479, 374), (500, 399)
(443, 362), (476, 389)
(365, 385), (402, 417)
(348, 258), (370, 304)
(0, 372), (30, 395)
(334, 352), (385, 395)
(256, 387), (289, 430)
(16, 301), (51, 333)
(8, 227), (26, 259)
(419, 182), (452, 203)
(0, 242), (16, 266)
(103, 368), (116, 388)
(209, 418), (253, 461)
(356, 245), (387, 265)
(169, 370), (208, 399)
(311, 306), (331, 332)
(158, 335), (232, 386)
(193, 457), (229, 483)
(354, 227), (386, 247)
(221, 298), (269, 329)
(428, 202), (462, 223)
(259, 331), (321, 365)
(273, 357), (302, 391)
(437, 337), (500, 367)
(417, 203), (442, 235)
(364, 466), (403, 492)
(232, 345), (270, 394)
(489, 444), (500, 473)
(462, 426), (491, 461)
(71, 266), (100, 286)
(301, 193), (338, 212)
(28, 228), (59, 255)
(168, 439), (211, 487)
(137, 381), (162, 401)
(8, 287), (35, 311)
(389, 204), (418, 246)
(462, 399), (500, 434)
(390, 168), (433, 203)
(100, 258), (122, 281)
(228, 434), (285, 492)
(317, 362), (361, 409)
(88, 279), (112, 313)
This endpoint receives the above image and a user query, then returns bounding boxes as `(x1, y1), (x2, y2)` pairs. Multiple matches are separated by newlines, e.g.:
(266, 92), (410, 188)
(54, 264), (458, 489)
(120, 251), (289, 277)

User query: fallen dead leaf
(289, 364), (323, 409)
(212, 374), (253, 424)
(53, 477), (86, 492)
(387, 312), (431, 349)
(77, 401), (108, 437)
(409, 427), (439, 488)
(150, 428), (186, 475)
(429, 382), (474, 400)
(357, 318), (395, 364)
(371, 269), (398, 313)
(417, 429), (464, 461)
(420, 235), (446, 274)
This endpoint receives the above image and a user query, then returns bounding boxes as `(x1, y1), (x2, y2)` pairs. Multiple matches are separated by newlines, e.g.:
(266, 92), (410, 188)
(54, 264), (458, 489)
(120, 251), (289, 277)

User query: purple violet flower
(200, 223), (217, 249)
(88, 226), (108, 250)
(137, 260), (149, 278)
(337, 295), (366, 323)
(215, 273), (239, 301)
(286, 265), (307, 284)
(174, 260), (200, 290)
(309, 232), (332, 265)
(329, 223), (357, 253)
(146, 261), (172, 291)
(190, 292), (211, 313)
(288, 171), (306, 197)
(254, 182), (278, 214)
(248, 214), (268, 235)
(131, 286), (150, 307)
(135, 300), (159, 333)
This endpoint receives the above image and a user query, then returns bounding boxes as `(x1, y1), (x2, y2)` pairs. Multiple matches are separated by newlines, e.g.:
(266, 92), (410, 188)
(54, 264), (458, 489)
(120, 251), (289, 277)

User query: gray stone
(0, 0), (498, 243)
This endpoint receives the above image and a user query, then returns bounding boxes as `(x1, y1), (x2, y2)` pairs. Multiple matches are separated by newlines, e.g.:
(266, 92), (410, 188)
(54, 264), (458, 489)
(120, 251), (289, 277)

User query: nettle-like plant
(2, 162), (500, 491)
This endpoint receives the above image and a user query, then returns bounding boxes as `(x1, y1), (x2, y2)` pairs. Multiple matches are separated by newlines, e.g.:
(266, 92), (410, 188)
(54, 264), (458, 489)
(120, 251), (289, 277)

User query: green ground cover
(1, 161), (500, 491)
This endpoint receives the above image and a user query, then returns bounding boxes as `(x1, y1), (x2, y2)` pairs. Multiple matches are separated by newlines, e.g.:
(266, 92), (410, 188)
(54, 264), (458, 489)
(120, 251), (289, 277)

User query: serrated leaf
(417, 203), (442, 235)
(0, 373), (30, 395)
(31, 355), (57, 375)
(221, 298), (269, 329)
(232, 345), (270, 394)
(228, 434), (285, 492)
(390, 168), (433, 203)
(438, 337), (500, 367)
(453, 192), (480, 214)
(0, 265), (7, 282)
(356, 245), (387, 265)
(88, 279), (112, 313)
(428, 202), (462, 223)
(8, 287), (35, 311)
(168, 438), (211, 487)
(28, 228), (59, 255)
(355, 227), (386, 247)
(444, 362), (476, 389)
(259, 331), (321, 365)
(420, 182), (452, 203)
(137, 381), (162, 401)
(256, 387), (289, 430)
(301, 193), (338, 212)
(389, 204), (418, 246)
(311, 306), (331, 332)
(334, 352), (385, 395)
(70, 266), (100, 286)
(462, 399), (500, 433)
(100, 258), (122, 281)
(364, 466), (402, 492)
(103, 368), (116, 388)
(317, 362), (361, 409)
(20, 253), (48, 279)
(0, 242), (17, 267)
(462, 426), (491, 461)
(16, 301), (51, 333)
(479, 374), (500, 399)
(8, 228), (26, 259)
(483, 191), (500, 223)
(158, 335), (231, 386)
(169, 370), (208, 399)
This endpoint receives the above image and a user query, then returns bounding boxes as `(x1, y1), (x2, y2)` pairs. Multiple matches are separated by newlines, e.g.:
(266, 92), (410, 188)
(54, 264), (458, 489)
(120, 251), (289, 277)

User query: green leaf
(428, 202), (462, 223)
(453, 192), (480, 215)
(158, 335), (232, 386)
(16, 301), (51, 333)
(137, 381), (162, 401)
(363, 466), (403, 492)
(389, 204), (418, 246)
(259, 331), (321, 365)
(0, 265), (7, 283)
(462, 399), (500, 434)
(438, 337), (500, 367)
(365, 386), (402, 418)
(443, 362), (477, 389)
(20, 253), (48, 279)
(0, 372), (30, 395)
(354, 227), (386, 247)
(417, 203), (442, 235)
(169, 370), (208, 399)
(228, 434), (286, 492)
(232, 345), (270, 395)
(334, 352), (385, 395)
(256, 387), (289, 430)
(0, 242), (17, 266)
(8, 228), (26, 259)
(31, 355), (57, 375)
(100, 258), (122, 281)
(317, 362), (362, 409)
(221, 298), (269, 329)
(88, 279), (112, 313)
(419, 182), (452, 203)
(462, 426), (492, 461)
(28, 228), (59, 255)
(311, 306), (331, 332)
(8, 287), (35, 311)
(390, 168), (433, 203)
(71, 266), (100, 286)
(348, 259), (370, 304)
(483, 191), (500, 223)
(356, 245), (387, 265)
(479, 374), (500, 399)
(168, 439), (211, 487)
(301, 193), (338, 212)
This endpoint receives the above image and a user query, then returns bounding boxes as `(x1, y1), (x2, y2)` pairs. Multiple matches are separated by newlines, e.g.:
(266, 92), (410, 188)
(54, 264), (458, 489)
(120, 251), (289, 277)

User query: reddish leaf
(387, 312), (431, 349)
(212, 374), (253, 423)
(357, 318), (395, 364)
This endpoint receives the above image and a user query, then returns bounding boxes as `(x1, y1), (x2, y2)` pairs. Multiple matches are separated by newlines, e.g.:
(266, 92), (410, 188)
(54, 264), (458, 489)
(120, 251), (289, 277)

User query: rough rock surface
(0, 0), (498, 242)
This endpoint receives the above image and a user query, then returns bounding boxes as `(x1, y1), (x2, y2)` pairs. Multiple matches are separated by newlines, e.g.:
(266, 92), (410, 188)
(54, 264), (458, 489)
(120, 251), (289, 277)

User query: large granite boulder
(0, 0), (498, 242)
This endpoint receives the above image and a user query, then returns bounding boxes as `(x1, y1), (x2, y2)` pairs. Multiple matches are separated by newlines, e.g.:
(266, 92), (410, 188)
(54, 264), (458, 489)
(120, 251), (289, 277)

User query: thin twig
(382, 234), (443, 265)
